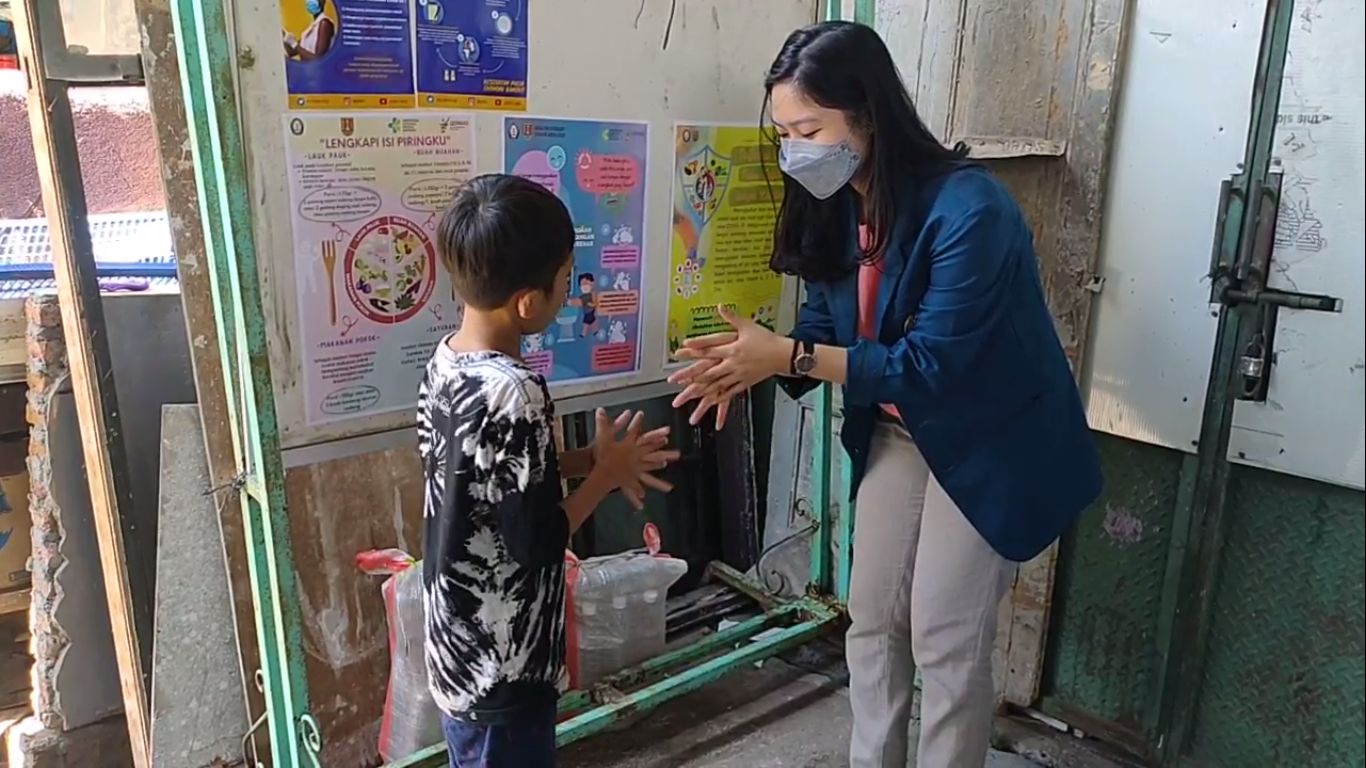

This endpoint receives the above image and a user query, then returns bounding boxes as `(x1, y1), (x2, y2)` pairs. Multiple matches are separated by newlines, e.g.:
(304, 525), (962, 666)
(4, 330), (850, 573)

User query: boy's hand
(592, 408), (680, 510)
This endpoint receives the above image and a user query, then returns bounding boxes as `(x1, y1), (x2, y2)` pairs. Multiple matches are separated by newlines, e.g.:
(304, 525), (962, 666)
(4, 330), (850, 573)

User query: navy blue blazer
(781, 165), (1102, 562)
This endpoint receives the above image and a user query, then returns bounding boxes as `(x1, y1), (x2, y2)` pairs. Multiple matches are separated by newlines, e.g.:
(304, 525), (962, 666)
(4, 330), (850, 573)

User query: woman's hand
(668, 357), (736, 428)
(668, 306), (792, 428)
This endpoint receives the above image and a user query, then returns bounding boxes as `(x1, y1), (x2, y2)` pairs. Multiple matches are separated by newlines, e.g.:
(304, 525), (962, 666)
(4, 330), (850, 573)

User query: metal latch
(1209, 174), (1342, 402)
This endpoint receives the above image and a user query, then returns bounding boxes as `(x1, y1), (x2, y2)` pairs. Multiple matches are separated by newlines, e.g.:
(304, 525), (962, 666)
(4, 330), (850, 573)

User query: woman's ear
(851, 120), (874, 157)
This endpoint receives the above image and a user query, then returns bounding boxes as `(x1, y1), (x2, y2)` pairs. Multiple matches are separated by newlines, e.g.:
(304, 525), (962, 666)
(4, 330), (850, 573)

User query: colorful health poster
(284, 113), (475, 424)
(279, 0), (416, 109)
(667, 124), (785, 360)
(416, 0), (529, 110)
(502, 116), (648, 384)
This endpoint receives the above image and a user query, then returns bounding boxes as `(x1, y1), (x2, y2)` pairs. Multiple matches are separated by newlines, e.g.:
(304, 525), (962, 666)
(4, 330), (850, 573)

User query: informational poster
(284, 113), (474, 424)
(666, 123), (784, 359)
(503, 116), (648, 384)
(278, 0), (528, 111)
(416, 0), (529, 110)
(279, 0), (416, 109)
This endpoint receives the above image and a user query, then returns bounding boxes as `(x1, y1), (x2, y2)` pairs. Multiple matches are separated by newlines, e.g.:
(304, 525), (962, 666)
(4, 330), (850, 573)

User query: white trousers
(847, 419), (1015, 768)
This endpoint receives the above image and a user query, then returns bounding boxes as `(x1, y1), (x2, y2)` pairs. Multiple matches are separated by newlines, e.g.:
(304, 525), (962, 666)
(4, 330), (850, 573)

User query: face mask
(305, 0), (323, 16)
(778, 138), (862, 200)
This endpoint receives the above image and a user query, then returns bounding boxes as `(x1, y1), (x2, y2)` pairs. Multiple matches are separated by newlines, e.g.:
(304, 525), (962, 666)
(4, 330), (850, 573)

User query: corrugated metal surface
(0, 212), (173, 265)
(0, 212), (177, 298)
(1041, 433), (1181, 752)
(1187, 465), (1365, 766)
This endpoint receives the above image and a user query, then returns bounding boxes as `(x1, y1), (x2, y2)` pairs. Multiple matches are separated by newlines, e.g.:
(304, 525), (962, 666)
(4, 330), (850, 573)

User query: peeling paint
(295, 474), (385, 671)
(391, 484), (412, 554)
(169, 216), (201, 270)
(1086, 58), (1113, 91)
(1101, 504), (1144, 547)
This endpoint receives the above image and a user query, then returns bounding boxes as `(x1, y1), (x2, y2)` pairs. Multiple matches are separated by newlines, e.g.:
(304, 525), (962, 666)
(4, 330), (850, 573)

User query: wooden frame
(1002, 0), (1132, 706)
(131, 0), (270, 758)
(12, 1), (152, 764)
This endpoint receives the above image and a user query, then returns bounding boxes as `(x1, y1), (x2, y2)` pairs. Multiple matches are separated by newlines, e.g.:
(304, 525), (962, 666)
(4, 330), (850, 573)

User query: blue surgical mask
(778, 138), (862, 200)
(305, 0), (323, 16)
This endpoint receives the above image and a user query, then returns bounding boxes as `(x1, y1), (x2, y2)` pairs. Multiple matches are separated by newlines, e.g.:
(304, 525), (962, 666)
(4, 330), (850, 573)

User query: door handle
(1208, 173), (1342, 402)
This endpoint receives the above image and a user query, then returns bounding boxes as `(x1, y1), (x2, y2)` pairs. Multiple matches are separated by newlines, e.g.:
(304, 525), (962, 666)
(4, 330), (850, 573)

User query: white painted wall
(230, 0), (818, 449)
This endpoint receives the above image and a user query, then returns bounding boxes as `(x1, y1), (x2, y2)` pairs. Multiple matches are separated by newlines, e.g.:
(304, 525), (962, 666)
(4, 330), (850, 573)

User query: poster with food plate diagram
(284, 112), (474, 424)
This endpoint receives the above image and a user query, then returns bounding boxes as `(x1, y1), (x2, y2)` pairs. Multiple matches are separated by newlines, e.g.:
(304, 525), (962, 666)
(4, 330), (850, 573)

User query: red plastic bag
(356, 548), (438, 761)
(355, 547), (415, 576)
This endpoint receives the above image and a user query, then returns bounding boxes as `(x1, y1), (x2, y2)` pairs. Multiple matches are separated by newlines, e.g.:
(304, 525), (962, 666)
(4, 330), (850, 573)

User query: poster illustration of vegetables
(284, 112), (475, 424)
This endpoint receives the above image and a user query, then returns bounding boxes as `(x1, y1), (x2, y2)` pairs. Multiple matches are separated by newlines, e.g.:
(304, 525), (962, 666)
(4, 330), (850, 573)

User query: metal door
(1041, 0), (1365, 764)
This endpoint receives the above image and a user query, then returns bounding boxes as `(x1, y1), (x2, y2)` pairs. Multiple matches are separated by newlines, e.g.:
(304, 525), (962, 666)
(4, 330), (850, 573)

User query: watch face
(795, 354), (817, 375)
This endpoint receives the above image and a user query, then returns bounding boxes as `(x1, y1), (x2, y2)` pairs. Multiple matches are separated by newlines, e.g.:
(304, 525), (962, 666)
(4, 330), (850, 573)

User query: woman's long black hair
(764, 22), (967, 283)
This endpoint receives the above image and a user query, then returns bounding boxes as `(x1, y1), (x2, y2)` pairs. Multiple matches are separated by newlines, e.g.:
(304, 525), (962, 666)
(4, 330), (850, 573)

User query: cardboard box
(0, 472), (31, 586)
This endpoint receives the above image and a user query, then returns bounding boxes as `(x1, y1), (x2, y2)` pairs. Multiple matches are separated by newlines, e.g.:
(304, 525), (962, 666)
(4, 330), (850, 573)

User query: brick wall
(13, 295), (134, 767)
(23, 295), (66, 728)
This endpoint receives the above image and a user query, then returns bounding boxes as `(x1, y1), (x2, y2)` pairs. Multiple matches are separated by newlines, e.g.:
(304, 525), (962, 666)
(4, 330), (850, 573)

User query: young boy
(419, 174), (677, 767)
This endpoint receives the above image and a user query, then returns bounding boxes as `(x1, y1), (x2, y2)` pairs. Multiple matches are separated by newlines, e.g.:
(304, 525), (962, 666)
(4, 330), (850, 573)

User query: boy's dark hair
(437, 174), (574, 309)
(578, 273), (595, 284)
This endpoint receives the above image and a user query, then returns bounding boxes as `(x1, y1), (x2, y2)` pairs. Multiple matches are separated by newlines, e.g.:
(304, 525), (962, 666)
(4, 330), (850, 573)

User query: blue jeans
(441, 705), (556, 768)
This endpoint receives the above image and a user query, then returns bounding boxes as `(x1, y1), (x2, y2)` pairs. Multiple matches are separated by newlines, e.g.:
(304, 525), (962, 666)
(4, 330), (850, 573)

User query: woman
(670, 21), (1102, 768)
(282, 0), (335, 61)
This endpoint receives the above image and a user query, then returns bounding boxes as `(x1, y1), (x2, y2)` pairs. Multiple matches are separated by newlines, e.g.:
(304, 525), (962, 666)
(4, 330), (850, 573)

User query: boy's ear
(514, 288), (540, 321)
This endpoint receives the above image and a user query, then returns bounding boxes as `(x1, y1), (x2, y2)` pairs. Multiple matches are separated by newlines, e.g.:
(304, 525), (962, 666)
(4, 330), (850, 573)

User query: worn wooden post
(131, 0), (271, 758)
(10, 3), (152, 766)
(871, 0), (1131, 707)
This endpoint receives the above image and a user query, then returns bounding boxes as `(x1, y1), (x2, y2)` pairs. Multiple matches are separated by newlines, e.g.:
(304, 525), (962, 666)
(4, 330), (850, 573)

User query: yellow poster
(666, 124), (785, 361)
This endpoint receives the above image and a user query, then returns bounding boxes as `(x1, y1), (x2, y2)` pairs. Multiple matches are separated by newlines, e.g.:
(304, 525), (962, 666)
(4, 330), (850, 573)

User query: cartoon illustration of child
(567, 272), (599, 337)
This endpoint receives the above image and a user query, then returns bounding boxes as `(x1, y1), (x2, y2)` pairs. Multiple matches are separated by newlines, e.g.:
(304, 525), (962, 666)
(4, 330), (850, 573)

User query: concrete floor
(561, 643), (1040, 768)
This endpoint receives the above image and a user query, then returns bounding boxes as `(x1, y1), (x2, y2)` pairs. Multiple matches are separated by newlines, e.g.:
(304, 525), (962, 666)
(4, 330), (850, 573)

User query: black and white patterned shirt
(418, 344), (568, 719)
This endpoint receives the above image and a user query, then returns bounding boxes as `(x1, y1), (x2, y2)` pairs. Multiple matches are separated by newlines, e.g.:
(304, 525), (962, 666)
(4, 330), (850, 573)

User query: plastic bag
(565, 551), (583, 690)
(356, 548), (442, 762)
(568, 532), (688, 688)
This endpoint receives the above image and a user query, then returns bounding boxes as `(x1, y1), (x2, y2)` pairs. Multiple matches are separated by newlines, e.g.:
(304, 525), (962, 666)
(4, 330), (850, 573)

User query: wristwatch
(790, 338), (817, 377)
